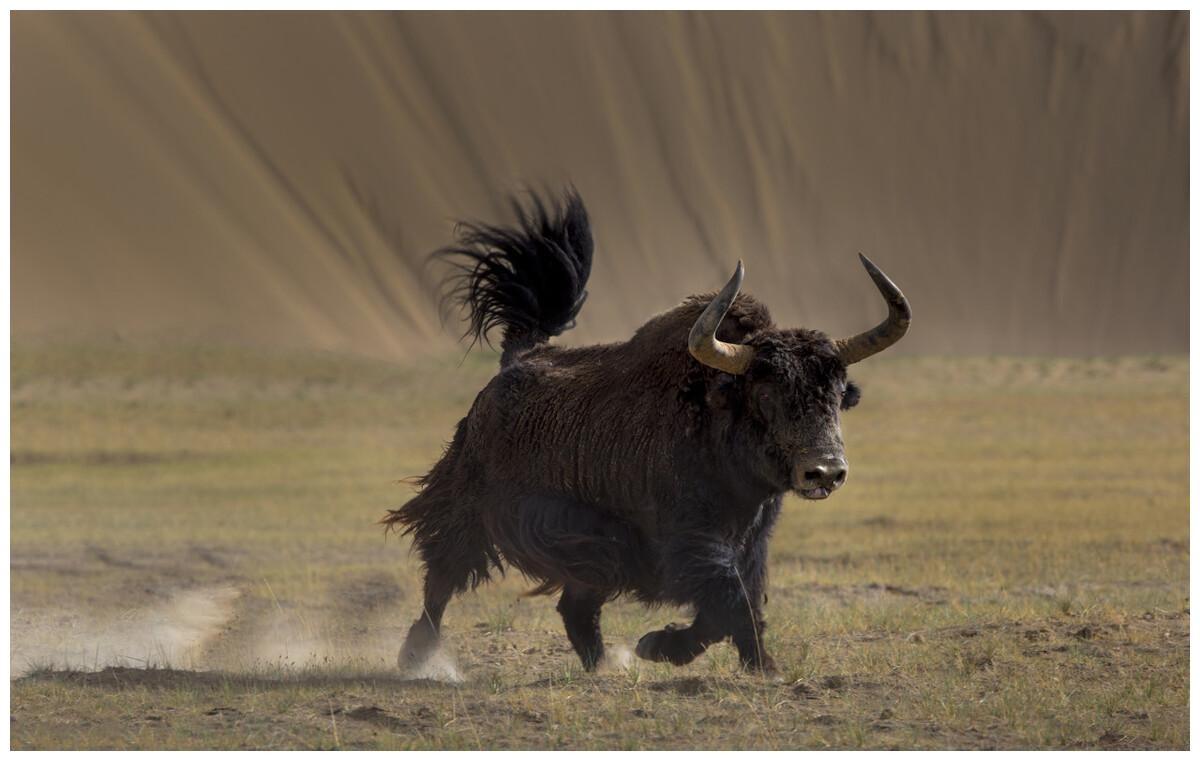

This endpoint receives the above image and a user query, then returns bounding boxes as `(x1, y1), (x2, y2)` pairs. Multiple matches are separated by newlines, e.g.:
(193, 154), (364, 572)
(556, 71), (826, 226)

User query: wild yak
(384, 190), (910, 674)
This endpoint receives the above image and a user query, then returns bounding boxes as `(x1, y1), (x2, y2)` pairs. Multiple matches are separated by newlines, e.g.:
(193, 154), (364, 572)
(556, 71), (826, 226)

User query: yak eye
(754, 386), (778, 414)
(841, 381), (861, 410)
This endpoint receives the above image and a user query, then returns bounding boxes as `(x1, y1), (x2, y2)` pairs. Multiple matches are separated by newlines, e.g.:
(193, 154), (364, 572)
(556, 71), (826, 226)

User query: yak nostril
(803, 461), (848, 488)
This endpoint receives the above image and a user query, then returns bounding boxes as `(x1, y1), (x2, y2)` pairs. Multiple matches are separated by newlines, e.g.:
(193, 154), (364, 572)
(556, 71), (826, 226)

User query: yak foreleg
(635, 519), (777, 673)
(729, 495), (781, 670)
(634, 611), (722, 666)
(635, 590), (771, 672)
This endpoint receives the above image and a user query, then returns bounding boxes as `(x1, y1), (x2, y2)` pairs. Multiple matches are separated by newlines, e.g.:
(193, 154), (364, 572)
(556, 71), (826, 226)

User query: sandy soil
(11, 11), (1188, 357)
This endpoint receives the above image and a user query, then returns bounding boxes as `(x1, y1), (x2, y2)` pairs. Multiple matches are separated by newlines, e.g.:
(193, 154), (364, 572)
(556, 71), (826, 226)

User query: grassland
(10, 341), (1189, 749)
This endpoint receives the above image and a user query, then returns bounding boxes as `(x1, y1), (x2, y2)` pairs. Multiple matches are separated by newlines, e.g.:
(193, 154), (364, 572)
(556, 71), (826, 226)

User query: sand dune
(11, 11), (1188, 357)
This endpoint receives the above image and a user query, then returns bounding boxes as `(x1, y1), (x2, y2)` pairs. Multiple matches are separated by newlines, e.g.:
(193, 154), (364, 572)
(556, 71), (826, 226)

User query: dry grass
(10, 340), (1189, 749)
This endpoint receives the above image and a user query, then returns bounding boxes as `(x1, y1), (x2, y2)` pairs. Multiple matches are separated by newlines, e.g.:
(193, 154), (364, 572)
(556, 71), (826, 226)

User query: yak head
(689, 256), (910, 500)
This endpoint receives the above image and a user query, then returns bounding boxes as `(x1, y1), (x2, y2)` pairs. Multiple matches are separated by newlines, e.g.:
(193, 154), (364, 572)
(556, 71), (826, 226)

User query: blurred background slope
(11, 11), (1188, 358)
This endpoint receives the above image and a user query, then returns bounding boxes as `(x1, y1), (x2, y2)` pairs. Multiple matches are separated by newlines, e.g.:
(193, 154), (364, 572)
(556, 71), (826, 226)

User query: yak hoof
(635, 624), (702, 666)
(398, 622), (439, 671)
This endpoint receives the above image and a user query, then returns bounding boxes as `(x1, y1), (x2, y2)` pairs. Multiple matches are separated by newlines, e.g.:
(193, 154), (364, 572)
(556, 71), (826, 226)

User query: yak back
(461, 292), (775, 529)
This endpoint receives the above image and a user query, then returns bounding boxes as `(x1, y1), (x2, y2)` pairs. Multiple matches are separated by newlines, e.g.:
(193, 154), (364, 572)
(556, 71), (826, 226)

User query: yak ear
(841, 380), (862, 410)
(705, 372), (739, 410)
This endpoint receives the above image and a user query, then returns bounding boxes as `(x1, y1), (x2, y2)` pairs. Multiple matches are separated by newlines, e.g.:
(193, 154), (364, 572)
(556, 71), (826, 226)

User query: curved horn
(688, 261), (757, 374)
(833, 254), (912, 365)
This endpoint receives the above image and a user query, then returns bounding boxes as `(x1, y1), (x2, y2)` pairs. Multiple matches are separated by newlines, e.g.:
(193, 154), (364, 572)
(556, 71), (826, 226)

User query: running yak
(384, 190), (911, 674)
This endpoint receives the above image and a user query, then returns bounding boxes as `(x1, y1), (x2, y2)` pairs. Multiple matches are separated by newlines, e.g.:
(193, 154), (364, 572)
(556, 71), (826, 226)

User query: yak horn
(832, 254), (912, 365)
(688, 260), (757, 375)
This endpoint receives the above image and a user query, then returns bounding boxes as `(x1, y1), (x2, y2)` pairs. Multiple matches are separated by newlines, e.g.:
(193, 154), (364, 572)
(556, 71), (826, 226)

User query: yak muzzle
(795, 456), (848, 500)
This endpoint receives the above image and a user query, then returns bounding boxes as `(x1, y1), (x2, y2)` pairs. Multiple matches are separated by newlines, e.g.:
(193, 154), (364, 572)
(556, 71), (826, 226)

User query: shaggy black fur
(386, 190), (866, 675)
(434, 189), (593, 358)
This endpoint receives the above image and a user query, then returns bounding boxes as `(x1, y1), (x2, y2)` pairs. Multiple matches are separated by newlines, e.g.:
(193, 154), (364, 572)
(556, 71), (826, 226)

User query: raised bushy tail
(435, 189), (594, 360)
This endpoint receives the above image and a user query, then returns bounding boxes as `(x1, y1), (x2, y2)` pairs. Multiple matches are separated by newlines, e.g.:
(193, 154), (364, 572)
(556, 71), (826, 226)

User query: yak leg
(493, 494), (644, 670)
(636, 592), (770, 672)
(399, 537), (495, 670)
(398, 568), (459, 670)
(634, 609), (722, 666)
(556, 586), (606, 671)
(727, 496), (781, 672)
(636, 528), (774, 673)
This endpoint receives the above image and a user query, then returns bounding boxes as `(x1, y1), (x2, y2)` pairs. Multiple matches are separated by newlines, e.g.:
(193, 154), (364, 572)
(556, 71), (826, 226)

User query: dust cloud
(11, 586), (240, 676)
(604, 645), (636, 671)
(403, 648), (465, 685)
(10, 578), (467, 684)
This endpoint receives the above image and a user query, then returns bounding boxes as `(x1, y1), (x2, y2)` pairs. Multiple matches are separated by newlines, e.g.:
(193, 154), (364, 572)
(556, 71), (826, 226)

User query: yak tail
(434, 188), (594, 361)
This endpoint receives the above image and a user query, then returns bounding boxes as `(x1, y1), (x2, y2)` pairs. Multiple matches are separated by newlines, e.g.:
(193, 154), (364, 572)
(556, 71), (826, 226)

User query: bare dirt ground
(10, 343), (1189, 749)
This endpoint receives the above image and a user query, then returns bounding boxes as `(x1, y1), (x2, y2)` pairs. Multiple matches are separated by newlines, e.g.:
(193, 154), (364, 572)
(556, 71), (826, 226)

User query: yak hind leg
(557, 585), (607, 671)
(398, 569), (455, 670)
(397, 504), (499, 671)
